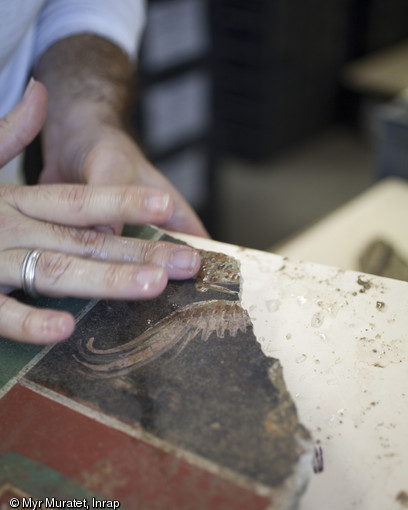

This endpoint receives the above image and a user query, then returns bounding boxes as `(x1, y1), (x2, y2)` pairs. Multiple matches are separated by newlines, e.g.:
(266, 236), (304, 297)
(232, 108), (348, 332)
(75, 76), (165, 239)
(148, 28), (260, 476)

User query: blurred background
(134, 0), (408, 257)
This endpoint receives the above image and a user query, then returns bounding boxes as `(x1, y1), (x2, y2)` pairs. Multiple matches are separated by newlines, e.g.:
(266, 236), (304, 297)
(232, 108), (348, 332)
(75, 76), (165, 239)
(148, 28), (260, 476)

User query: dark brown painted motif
(73, 252), (249, 377)
(27, 247), (312, 497)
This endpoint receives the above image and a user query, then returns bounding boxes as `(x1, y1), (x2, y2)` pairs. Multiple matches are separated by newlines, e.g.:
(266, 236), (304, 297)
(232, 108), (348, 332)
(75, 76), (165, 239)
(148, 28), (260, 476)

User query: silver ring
(21, 249), (42, 298)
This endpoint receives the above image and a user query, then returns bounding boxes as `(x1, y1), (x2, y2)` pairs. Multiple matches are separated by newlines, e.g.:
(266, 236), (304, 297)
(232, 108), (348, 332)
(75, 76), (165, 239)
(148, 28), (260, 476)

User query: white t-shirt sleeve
(33, 0), (146, 64)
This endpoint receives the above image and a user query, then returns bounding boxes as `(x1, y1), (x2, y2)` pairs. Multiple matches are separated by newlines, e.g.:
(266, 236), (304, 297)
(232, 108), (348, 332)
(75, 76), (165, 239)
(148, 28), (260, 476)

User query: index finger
(6, 184), (174, 227)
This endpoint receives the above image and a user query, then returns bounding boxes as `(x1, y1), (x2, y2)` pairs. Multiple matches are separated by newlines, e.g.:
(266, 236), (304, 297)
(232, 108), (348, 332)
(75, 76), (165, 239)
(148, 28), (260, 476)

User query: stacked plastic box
(210, 0), (349, 161)
(134, 0), (214, 224)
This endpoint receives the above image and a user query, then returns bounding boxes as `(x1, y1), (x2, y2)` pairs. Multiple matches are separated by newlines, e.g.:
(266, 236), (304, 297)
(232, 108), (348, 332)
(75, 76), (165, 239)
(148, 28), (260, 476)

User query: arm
(35, 34), (209, 237)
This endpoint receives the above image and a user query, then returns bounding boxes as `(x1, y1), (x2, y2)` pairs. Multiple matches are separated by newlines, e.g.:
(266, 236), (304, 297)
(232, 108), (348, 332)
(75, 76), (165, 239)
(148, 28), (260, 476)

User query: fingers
(0, 294), (75, 344)
(0, 79), (47, 168)
(6, 184), (175, 227)
(161, 199), (210, 238)
(0, 224), (200, 345)
(2, 211), (200, 280)
(80, 136), (210, 238)
(128, 159), (210, 238)
(3, 249), (169, 301)
(0, 196), (200, 278)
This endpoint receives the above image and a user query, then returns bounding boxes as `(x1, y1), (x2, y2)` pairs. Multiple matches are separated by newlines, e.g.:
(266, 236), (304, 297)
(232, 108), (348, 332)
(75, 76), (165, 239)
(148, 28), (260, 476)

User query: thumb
(0, 79), (47, 168)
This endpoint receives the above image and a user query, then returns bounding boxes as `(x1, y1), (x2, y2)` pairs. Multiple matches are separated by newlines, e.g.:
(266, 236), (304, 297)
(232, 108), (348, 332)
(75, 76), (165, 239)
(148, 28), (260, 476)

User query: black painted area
(27, 254), (307, 488)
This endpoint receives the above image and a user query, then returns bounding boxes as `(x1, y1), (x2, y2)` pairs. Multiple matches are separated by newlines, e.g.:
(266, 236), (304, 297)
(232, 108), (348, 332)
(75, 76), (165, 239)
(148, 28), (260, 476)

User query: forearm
(33, 33), (209, 237)
(34, 33), (137, 183)
(35, 34), (133, 130)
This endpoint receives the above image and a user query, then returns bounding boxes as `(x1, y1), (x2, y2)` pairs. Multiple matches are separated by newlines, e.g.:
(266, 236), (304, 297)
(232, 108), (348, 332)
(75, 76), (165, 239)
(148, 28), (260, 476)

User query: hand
(34, 34), (209, 238)
(0, 80), (200, 345)
(39, 104), (210, 238)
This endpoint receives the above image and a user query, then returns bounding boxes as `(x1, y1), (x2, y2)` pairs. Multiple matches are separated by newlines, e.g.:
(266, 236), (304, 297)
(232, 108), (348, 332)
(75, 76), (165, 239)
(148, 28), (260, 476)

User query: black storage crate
(134, 0), (215, 228)
(210, 0), (350, 160)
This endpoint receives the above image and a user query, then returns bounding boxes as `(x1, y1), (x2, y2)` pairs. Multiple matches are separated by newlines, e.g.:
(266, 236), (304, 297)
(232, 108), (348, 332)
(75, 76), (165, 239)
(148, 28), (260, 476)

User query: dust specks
(312, 445), (324, 473)
(295, 354), (307, 364)
(396, 491), (408, 507)
(357, 336), (406, 368)
(311, 312), (324, 328)
(357, 276), (371, 293)
(376, 301), (386, 311)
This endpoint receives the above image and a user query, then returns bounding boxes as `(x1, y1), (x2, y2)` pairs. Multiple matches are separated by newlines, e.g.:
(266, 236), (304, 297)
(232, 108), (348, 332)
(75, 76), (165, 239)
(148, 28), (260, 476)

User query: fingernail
(144, 194), (170, 213)
(44, 315), (68, 335)
(23, 77), (36, 101)
(136, 267), (164, 290)
(171, 249), (199, 271)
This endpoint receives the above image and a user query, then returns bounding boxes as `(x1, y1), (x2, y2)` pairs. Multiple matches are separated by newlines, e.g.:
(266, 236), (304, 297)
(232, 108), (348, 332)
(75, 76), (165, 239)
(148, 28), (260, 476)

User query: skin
(0, 80), (201, 345)
(35, 34), (210, 237)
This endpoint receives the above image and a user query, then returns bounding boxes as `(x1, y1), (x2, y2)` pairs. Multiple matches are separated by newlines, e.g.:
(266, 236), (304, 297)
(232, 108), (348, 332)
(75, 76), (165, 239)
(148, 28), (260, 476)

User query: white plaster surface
(173, 232), (408, 510)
